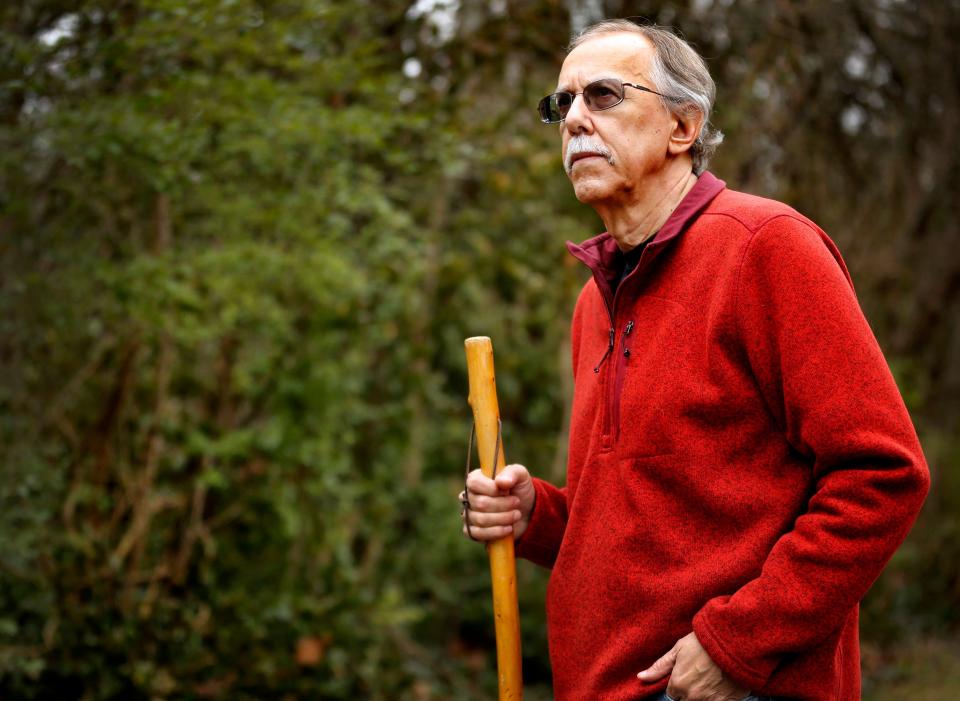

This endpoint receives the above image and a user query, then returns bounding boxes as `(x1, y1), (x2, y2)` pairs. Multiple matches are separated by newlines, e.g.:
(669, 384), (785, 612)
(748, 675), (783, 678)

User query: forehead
(557, 32), (655, 89)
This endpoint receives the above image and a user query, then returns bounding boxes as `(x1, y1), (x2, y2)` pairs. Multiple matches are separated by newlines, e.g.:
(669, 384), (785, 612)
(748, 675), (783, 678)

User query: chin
(571, 178), (614, 204)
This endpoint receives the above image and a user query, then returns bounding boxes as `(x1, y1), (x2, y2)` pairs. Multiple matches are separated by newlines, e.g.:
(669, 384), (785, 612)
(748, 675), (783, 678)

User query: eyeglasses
(537, 77), (672, 124)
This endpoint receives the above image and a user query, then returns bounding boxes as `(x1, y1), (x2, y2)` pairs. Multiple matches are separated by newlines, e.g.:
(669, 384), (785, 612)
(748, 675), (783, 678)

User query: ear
(667, 109), (703, 157)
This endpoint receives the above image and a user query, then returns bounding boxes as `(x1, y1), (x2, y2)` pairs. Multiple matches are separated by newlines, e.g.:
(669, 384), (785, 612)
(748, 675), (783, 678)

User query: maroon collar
(565, 171), (726, 283)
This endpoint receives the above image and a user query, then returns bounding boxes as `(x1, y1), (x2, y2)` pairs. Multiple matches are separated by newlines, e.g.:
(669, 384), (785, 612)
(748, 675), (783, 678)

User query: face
(556, 33), (679, 205)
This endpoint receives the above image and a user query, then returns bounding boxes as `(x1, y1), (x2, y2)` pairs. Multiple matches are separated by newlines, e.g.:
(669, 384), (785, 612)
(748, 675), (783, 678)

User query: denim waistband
(652, 694), (780, 701)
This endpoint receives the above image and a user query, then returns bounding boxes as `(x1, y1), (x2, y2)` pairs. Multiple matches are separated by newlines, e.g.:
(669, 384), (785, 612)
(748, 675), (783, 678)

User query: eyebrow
(553, 78), (582, 93)
(554, 74), (630, 93)
(556, 71), (589, 93)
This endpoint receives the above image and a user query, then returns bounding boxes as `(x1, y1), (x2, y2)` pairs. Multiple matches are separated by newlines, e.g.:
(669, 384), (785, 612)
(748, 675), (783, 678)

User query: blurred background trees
(1, 0), (957, 698)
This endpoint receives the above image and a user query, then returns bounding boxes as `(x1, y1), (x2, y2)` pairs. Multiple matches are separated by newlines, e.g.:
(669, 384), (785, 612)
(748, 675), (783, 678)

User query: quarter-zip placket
(599, 257), (646, 449)
(608, 319), (634, 443)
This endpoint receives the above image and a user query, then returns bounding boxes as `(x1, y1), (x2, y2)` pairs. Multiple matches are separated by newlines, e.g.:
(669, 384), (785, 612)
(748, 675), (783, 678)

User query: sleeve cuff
(514, 477), (566, 569)
(693, 605), (774, 691)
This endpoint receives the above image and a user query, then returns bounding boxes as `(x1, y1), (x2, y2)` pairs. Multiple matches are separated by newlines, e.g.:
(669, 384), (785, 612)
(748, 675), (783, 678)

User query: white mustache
(564, 136), (614, 173)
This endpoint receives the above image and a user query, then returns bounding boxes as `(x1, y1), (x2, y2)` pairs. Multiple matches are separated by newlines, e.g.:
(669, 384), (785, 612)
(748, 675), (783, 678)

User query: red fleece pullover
(515, 172), (929, 701)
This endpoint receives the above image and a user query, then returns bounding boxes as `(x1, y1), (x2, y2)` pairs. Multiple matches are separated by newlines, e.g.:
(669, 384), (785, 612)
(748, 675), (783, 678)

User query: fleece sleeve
(692, 215), (930, 690)
(514, 478), (568, 569)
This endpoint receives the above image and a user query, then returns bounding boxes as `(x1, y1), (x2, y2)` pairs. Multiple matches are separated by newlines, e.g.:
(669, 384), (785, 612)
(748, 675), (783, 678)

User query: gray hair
(568, 20), (723, 175)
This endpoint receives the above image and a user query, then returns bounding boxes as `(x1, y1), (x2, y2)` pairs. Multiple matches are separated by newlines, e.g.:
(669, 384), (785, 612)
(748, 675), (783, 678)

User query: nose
(563, 93), (594, 135)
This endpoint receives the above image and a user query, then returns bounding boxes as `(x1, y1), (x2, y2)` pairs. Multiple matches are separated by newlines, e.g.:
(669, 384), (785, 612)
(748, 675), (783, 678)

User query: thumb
(637, 643), (679, 681)
(495, 463), (530, 490)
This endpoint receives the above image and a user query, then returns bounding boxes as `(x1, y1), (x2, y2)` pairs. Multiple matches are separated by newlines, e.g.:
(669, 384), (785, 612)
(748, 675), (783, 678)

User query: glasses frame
(538, 78), (674, 124)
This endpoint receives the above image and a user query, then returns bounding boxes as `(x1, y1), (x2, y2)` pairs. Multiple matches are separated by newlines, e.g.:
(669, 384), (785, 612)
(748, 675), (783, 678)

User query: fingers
(646, 632), (747, 701)
(459, 487), (522, 542)
(461, 465), (530, 542)
(637, 639), (680, 682)
(461, 489), (522, 513)
(467, 507), (522, 528)
(462, 521), (514, 541)
(465, 464), (530, 493)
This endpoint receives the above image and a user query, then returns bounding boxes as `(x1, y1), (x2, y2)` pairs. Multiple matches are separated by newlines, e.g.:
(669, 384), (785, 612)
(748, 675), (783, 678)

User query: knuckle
(468, 481), (492, 497)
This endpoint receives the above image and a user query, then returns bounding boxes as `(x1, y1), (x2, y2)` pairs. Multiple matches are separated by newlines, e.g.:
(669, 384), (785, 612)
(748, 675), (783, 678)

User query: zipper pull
(594, 327), (615, 374)
(623, 321), (634, 357)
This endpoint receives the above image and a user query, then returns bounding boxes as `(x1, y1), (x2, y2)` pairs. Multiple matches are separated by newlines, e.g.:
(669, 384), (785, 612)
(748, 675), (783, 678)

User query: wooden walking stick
(464, 336), (523, 701)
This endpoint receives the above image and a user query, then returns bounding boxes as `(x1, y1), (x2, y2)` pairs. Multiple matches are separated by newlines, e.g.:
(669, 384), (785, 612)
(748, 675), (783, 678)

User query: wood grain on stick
(464, 336), (523, 701)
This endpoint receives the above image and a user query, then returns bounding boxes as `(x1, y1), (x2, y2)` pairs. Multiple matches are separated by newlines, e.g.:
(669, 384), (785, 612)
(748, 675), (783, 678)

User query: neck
(595, 163), (698, 252)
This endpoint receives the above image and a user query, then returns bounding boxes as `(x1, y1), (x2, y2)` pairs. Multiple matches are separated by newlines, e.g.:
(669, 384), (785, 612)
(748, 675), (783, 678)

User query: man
(459, 19), (929, 701)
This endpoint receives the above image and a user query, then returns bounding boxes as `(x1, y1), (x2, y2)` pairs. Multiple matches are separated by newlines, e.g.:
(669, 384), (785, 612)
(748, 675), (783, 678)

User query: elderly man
(460, 19), (929, 701)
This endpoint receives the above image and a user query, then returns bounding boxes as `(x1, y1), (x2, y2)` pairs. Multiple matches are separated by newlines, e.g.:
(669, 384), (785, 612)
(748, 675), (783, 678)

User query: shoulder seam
(732, 214), (822, 322)
(701, 210), (813, 234)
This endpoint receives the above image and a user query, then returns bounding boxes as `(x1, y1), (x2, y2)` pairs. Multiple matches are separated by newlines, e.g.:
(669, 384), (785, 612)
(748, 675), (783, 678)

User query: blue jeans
(654, 694), (780, 701)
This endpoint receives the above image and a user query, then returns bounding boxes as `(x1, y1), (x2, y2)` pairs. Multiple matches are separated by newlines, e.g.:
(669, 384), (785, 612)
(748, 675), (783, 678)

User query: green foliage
(0, 0), (957, 699)
(0, 1), (573, 697)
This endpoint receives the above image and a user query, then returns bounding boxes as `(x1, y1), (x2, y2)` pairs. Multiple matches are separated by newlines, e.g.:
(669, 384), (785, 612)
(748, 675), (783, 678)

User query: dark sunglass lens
(539, 93), (571, 123)
(584, 79), (623, 110)
(537, 96), (552, 122)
